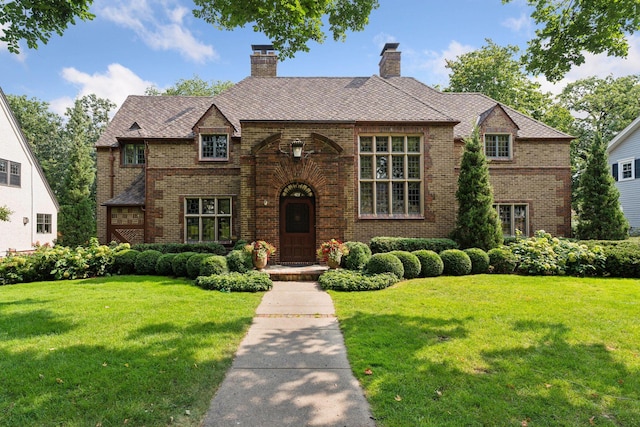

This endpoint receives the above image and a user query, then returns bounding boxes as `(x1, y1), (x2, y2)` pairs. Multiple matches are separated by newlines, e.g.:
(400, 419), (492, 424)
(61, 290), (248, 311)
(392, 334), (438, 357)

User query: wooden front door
(279, 197), (316, 263)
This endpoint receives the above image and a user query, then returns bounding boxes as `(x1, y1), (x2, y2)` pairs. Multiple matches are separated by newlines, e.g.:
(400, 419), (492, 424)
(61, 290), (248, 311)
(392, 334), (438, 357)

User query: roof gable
(607, 115), (640, 154)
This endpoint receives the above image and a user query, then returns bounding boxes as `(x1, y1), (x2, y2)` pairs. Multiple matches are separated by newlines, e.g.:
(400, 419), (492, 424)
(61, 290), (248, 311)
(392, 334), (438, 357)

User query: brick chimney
(379, 43), (401, 78)
(251, 44), (277, 77)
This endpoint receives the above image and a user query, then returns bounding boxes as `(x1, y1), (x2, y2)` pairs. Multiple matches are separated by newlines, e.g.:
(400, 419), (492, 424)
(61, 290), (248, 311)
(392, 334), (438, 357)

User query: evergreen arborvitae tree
(450, 127), (503, 250)
(576, 133), (628, 240)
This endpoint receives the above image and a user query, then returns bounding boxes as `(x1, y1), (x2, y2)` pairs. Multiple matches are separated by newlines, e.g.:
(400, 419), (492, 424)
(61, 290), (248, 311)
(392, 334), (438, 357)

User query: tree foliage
(575, 133), (628, 240)
(450, 127), (503, 251)
(0, 0), (94, 54)
(145, 75), (233, 96)
(505, 0), (640, 81)
(0, 206), (12, 222)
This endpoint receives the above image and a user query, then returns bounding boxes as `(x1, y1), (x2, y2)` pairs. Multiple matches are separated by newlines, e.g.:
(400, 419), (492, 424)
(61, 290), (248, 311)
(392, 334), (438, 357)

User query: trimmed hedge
(341, 241), (372, 270)
(156, 253), (178, 276)
(364, 253), (404, 279)
(199, 255), (229, 276)
(318, 269), (399, 291)
(171, 252), (196, 277)
(488, 247), (517, 274)
(464, 248), (490, 274)
(440, 249), (472, 276)
(131, 242), (226, 255)
(194, 271), (272, 292)
(598, 243), (640, 277)
(369, 237), (458, 254)
(186, 253), (211, 279)
(389, 251), (421, 279)
(113, 249), (140, 275)
(412, 250), (443, 277)
(226, 249), (253, 273)
(134, 250), (162, 275)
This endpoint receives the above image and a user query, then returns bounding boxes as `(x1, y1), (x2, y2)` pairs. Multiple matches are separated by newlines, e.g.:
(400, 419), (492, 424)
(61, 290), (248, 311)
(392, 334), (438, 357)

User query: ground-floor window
(184, 197), (232, 242)
(494, 203), (528, 236)
(36, 213), (52, 233)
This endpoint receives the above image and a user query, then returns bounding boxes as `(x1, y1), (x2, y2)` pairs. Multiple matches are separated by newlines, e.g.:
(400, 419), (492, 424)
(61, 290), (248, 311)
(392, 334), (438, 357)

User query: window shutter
(635, 159), (640, 179)
(612, 163), (618, 181)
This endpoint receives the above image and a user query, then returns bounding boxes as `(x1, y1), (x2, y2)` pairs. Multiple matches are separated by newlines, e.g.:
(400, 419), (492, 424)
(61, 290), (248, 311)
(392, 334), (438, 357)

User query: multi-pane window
(185, 197), (232, 242)
(9, 162), (20, 186)
(359, 135), (422, 216)
(200, 134), (228, 160)
(36, 214), (52, 233)
(0, 159), (7, 185)
(0, 159), (21, 186)
(495, 204), (528, 236)
(618, 158), (634, 181)
(484, 134), (511, 159)
(123, 144), (145, 165)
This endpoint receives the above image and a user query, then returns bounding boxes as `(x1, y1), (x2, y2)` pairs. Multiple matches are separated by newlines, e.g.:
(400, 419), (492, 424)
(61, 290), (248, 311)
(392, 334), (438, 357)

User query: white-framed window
(37, 213), (52, 233)
(122, 144), (145, 165)
(200, 134), (229, 160)
(184, 197), (232, 242)
(0, 159), (7, 185)
(494, 203), (528, 236)
(484, 134), (511, 159)
(618, 158), (634, 181)
(358, 135), (422, 216)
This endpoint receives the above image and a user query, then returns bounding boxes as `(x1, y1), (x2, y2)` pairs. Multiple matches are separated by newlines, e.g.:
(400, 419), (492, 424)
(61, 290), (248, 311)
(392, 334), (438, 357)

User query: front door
(279, 196), (316, 263)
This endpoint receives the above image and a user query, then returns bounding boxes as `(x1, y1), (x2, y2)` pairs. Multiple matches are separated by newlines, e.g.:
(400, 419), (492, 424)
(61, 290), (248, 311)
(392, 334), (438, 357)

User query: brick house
(95, 43), (572, 263)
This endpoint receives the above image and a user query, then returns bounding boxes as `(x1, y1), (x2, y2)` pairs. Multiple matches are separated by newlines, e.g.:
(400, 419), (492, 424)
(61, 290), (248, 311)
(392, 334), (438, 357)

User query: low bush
(156, 253), (178, 276)
(488, 247), (517, 274)
(186, 253), (211, 279)
(464, 248), (490, 274)
(134, 250), (162, 275)
(189, 242), (227, 255)
(318, 269), (399, 291)
(199, 255), (229, 276)
(364, 253), (404, 279)
(341, 241), (372, 270)
(226, 249), (253, 273)
(113, 249), (140, 275)
(0, 254), (35, 284)
(598, 243), (640, 277)
(171, 252), (196, 277)
(131, 242), (227, 255)
(194, 271), (272, 292)
(233, 239), (248, 251)
(369, 237), (458, 254)
(412, 250), (443, 277)
(389, 251), (421, 279)
(440, 249), (472, 276)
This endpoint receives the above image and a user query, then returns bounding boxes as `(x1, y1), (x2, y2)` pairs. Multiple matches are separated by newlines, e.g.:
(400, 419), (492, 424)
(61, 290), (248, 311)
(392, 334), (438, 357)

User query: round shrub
(233, 239), (248, 251)
(464, 248), (490, 274)
(195, 271), (272, 292)
(488, 247), (517, 274)
(364, 253), (404, 279)
(113, 249), (140, 275)
(199, 255), (229, 276)
(171, 251), (196, 277)
(226, 249), (253, 273)
(439, 249), (472, 276)
(412, 250), (444, 277)
(389, 251), (421, 279)
(186, 253), (211, 279)
(319, 269), (399, 291)
(134, 250), (162, 275)
(341, 241), (372, 270)
(156, 253), (178, 276)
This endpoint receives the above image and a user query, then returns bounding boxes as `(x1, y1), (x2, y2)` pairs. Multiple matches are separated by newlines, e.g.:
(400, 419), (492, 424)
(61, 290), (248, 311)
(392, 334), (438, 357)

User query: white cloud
(502, 12), (532, 33)
(50, 63), (154, 115)
(411, 40), (475, 87)
(98, 0), (217, 63)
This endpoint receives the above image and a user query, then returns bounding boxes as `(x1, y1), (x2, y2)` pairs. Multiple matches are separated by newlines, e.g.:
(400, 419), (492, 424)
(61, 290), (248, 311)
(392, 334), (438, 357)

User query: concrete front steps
(263, 264), (329, 281)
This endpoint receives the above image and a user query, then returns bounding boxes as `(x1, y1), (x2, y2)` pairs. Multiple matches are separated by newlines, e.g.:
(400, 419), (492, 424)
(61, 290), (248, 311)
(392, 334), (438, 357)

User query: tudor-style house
(95, 44), (572, 263)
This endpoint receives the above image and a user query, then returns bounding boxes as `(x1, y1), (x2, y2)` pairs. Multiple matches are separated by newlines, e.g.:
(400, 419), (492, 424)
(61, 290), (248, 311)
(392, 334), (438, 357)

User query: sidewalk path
(200, 281), (376, 427)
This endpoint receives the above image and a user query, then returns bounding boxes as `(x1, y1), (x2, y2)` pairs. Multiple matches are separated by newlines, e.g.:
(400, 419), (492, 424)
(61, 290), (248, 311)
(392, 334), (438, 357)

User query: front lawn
(330, 275), (640, 426)
(0, 276), (263, 426)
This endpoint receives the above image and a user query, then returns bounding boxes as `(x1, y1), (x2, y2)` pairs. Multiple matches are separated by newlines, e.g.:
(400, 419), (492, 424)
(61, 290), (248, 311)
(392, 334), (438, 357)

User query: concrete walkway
(200, 281), (376, 427)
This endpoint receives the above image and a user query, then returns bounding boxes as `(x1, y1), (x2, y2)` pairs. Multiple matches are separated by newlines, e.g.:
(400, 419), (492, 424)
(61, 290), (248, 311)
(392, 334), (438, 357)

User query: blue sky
(1, 0), (639, 116)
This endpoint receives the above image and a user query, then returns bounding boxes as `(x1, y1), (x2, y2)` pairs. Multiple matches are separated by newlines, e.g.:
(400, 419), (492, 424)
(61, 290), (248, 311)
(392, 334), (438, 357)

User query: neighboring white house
(607, 115), (640, 232)
(0, 87), (59, 255)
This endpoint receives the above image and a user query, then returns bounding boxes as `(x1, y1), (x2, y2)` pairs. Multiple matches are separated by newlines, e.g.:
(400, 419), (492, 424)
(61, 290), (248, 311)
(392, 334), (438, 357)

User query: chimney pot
(251, 44), (277, 77)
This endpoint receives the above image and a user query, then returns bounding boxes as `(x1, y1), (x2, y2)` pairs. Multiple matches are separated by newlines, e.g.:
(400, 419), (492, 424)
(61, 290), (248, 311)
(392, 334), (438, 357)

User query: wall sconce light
(23, 217), (29, 225)
(291, 138), (305, 159)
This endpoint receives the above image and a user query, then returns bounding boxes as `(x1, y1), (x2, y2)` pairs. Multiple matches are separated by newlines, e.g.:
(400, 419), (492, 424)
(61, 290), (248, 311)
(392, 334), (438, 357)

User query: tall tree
(450, 127), (503, 250)
(575, 133), (628, 240)
(145, 75), (234, 96)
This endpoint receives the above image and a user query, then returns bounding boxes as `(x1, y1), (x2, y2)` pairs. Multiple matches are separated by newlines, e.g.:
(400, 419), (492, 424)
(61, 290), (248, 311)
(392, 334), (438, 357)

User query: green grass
(330, 275), (640, 426)
(0, 276), (263, 426)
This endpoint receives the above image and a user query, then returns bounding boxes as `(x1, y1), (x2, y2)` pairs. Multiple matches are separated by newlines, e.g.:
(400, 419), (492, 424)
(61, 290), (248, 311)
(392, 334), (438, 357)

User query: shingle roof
(102, 172), (145, 206)
(96, 75), (571, 147)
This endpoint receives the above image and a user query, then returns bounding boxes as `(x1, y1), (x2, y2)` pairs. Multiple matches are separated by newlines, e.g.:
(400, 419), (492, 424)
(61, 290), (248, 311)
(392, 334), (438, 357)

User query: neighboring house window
(484, 134), (511, 159)
(494, 204), (528, 236)
(37, 214), (52, 233)
(618, 158), (634, 181)
(200, 134), (228, 160)
(8, 161), (21, 187)
(0, 159), (7, 185)
(359, 135), (422, 216)
(123, 144), (145, 165)
(185, 197), (232, 242)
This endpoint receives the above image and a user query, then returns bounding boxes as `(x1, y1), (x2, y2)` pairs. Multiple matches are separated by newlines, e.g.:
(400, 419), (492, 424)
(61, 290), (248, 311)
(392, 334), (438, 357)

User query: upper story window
(484, 134), (511, 159)
(618, 158), (634, 181)
(37, 213), (52, 233)
(358, 135), (422, 217)
(0, 159), (21, 187)
(123, 144), (145, 165)
(200, 134), (228, 161)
